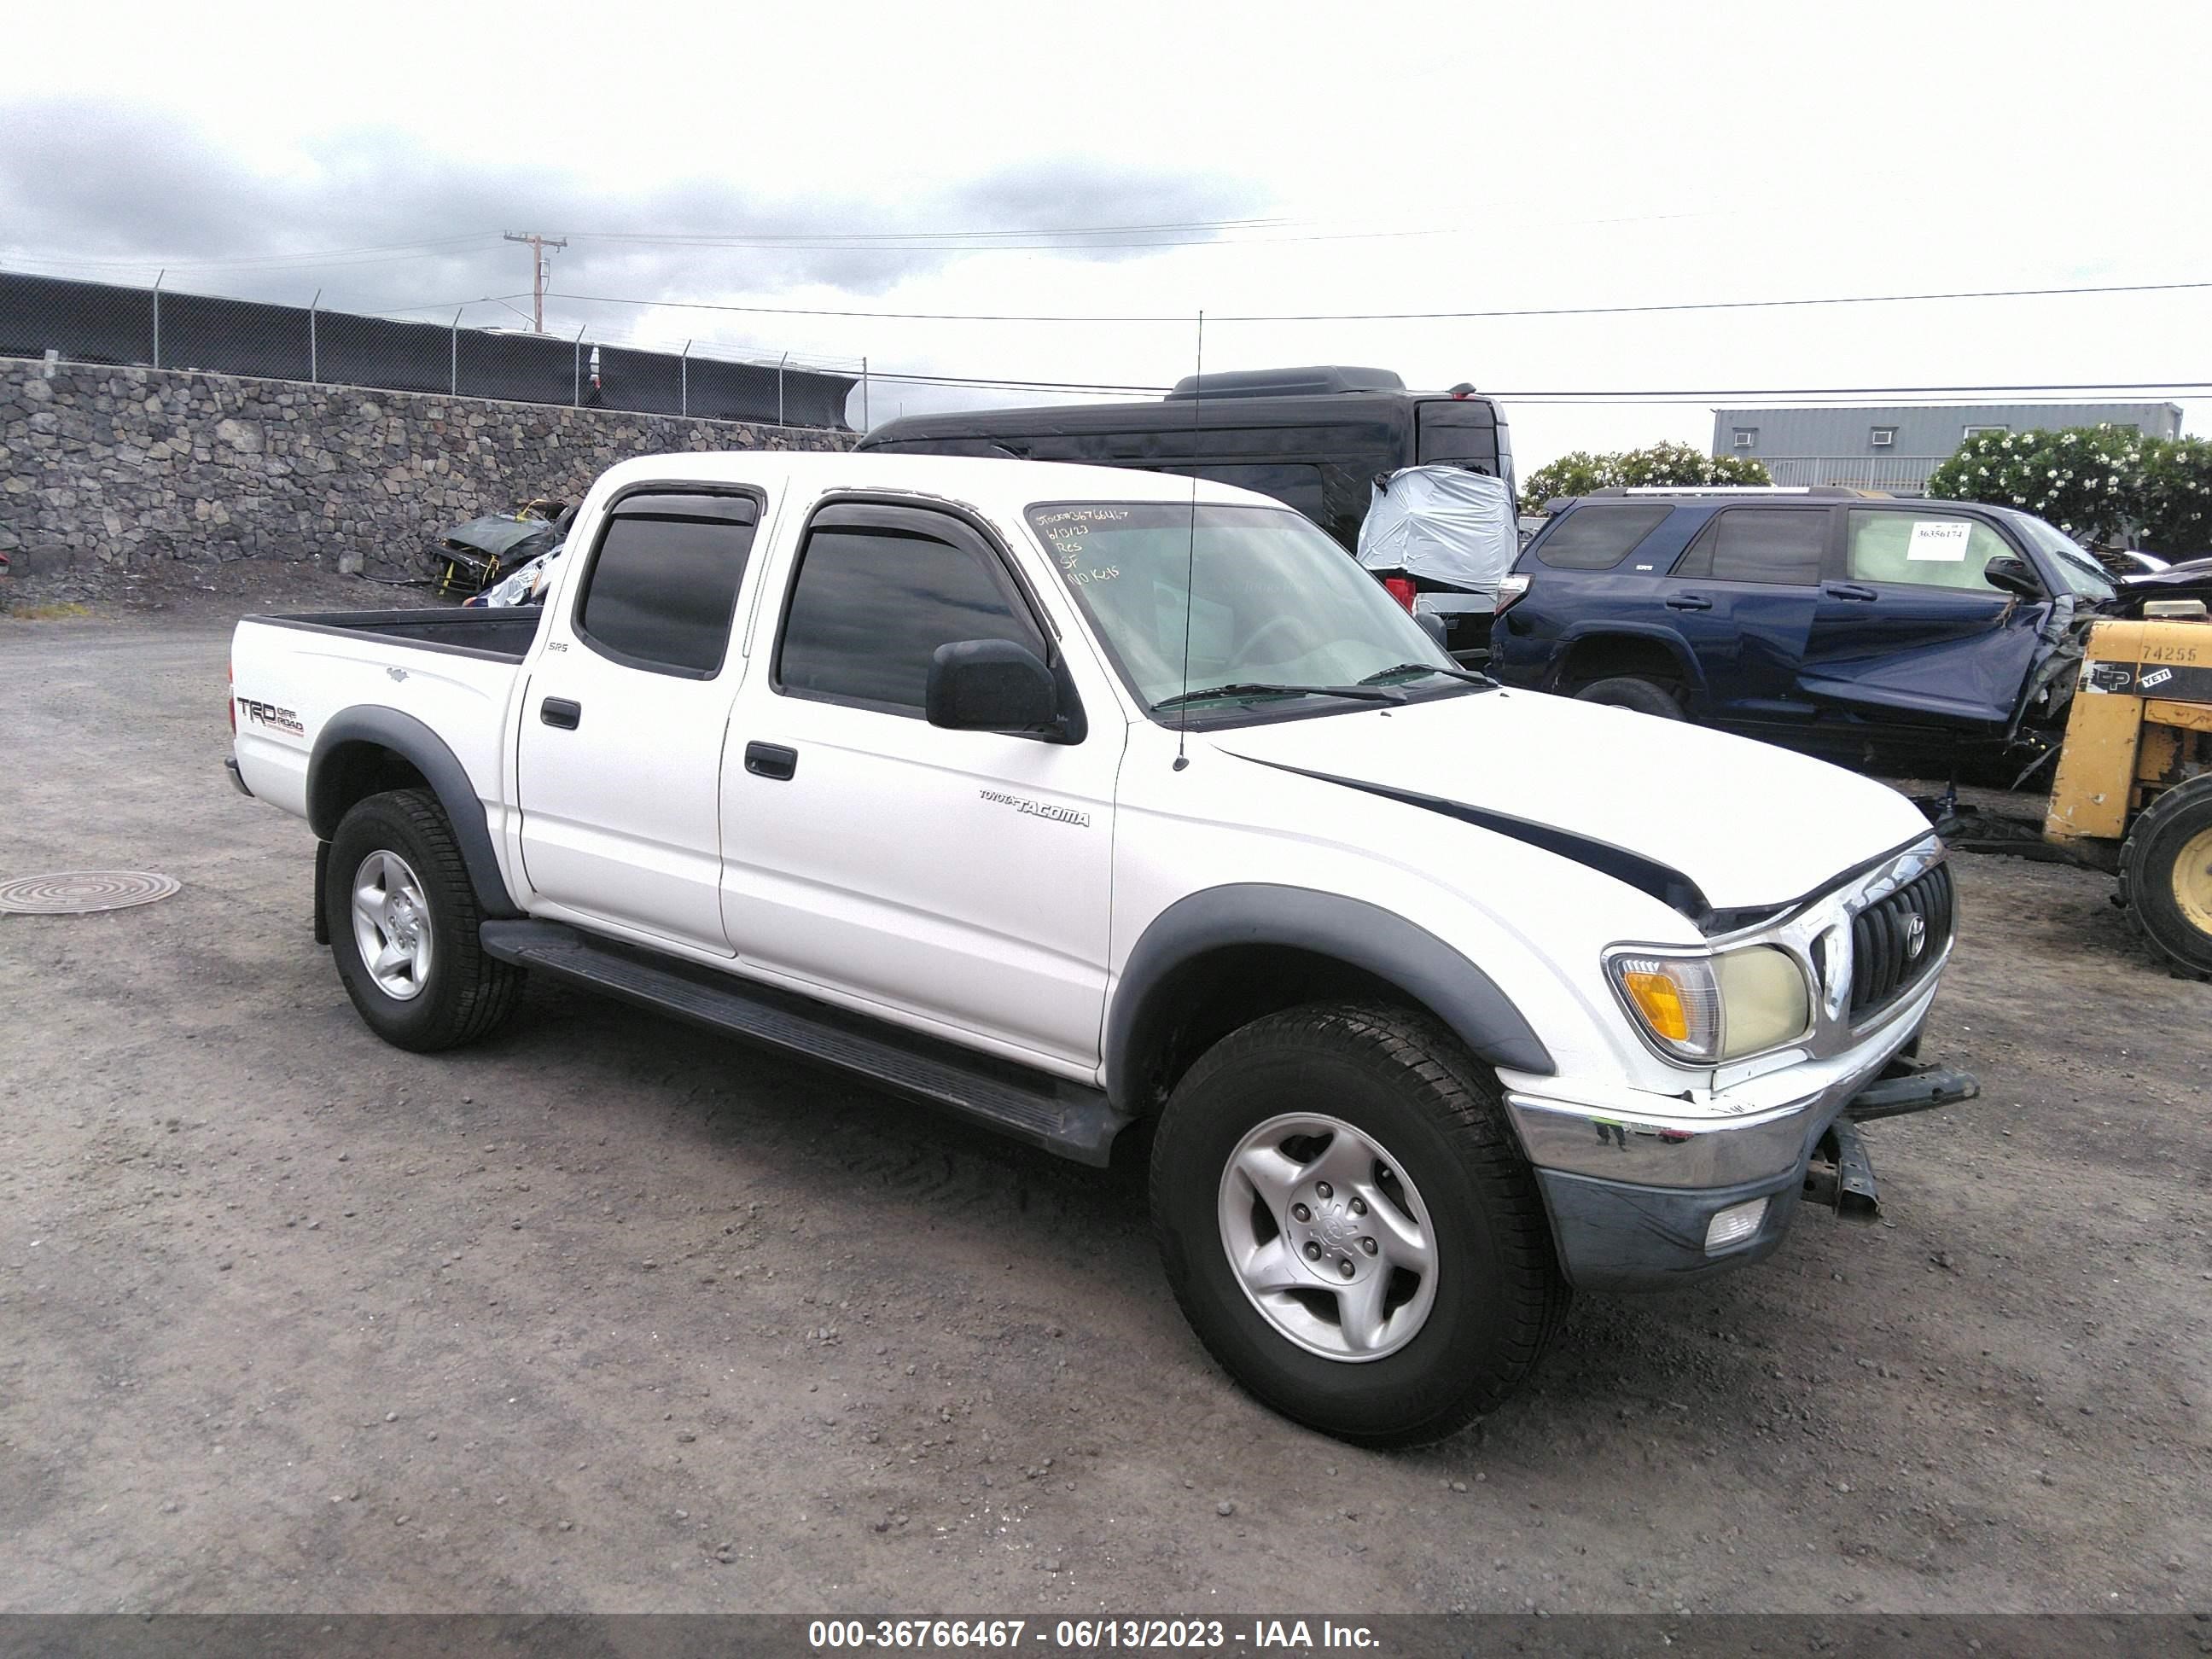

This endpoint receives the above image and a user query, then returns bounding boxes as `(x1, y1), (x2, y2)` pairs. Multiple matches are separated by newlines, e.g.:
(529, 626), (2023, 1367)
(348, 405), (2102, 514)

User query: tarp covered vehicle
(1356, 466), (1518, 662)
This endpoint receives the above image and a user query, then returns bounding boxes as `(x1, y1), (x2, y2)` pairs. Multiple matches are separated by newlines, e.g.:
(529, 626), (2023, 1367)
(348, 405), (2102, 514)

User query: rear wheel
(1150, 1004), (1569, 1447)
(2120, 777), (2212, 978)
(326, 789), (525, 1051)
(1574, 676), (1683, 719)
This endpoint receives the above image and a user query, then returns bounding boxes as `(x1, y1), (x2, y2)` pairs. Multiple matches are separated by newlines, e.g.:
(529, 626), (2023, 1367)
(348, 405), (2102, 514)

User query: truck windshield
(1026, 500), (1463, 717)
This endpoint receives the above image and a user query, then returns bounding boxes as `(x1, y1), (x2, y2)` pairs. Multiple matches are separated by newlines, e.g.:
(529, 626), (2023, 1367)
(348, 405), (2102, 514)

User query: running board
(478, 920), (1130, 1166)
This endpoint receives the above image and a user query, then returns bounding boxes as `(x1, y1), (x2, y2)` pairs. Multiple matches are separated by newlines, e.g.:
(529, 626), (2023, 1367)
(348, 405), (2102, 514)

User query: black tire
(1573, 676), (1684, 719)
(2119, 776), (2212, 979)
(325, 789), (526, 1051)
(1150, 1004), (1569, 1448)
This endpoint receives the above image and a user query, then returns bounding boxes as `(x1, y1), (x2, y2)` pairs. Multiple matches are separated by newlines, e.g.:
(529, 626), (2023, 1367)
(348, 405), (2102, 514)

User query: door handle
(744, 741), (798, 781)
(1825, 583), (1879, 602)
(1663, 593), (1714, 611)
(539, 696), (582, 730)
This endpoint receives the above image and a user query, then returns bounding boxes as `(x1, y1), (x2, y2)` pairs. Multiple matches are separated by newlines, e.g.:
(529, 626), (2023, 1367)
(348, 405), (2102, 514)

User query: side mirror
(1982, 555), (2044, 599)
(1415, 611), (1449, 651)
(926, 639), (1067, 738)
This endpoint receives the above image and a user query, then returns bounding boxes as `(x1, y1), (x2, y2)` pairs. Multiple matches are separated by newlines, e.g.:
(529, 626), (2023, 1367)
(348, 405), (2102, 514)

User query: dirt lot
(2, 579), (2208, 1616)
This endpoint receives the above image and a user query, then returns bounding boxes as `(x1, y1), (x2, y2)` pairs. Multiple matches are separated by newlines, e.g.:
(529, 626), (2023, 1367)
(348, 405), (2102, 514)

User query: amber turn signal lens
(1621, 969), (1691, 1042)
(1609, 946), (1809, 1063)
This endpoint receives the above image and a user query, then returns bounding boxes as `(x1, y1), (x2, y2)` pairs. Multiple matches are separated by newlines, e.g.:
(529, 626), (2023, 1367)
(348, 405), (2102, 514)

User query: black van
(854, 366), (1516, 552)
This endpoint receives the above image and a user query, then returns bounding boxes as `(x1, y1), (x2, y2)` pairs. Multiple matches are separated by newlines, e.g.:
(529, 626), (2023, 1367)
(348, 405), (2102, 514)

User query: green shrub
(1522, 441), (1770, 507)
(1925, 426), (2146, 544)
(2137, 434), (2212, 556)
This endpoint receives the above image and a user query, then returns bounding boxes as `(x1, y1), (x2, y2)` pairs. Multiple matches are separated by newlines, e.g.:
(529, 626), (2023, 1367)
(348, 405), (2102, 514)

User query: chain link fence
(0, 271), (859, 429)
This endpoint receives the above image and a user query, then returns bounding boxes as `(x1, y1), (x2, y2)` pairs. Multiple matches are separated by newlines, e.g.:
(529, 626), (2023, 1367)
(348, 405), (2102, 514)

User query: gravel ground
(1, 585), (2207, 1615)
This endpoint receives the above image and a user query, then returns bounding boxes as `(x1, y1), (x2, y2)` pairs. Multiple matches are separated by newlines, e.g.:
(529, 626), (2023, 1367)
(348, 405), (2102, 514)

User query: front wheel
(326, 789), (525, 1051)
(2120, 776), (2212, 978)
(1150, 1004), (1569, 1447)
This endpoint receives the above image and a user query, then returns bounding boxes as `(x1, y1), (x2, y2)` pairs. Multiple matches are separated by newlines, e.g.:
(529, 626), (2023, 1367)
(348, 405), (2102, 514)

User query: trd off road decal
(235, 696), (306, 736)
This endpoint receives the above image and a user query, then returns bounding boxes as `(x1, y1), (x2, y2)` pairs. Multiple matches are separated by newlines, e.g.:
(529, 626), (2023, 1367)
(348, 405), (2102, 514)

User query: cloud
(946, 159), (1274, 258)
(0, 100), (1274, 321)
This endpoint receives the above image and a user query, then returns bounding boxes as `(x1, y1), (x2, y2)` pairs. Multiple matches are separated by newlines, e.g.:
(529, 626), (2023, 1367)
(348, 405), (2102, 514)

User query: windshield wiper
(1152, 681), (1407, 712)
(1358, 661), (1497, 688)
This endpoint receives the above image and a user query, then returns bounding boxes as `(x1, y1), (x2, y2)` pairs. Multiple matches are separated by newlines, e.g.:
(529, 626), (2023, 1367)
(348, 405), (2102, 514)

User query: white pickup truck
(229, 451), (1974, 1446)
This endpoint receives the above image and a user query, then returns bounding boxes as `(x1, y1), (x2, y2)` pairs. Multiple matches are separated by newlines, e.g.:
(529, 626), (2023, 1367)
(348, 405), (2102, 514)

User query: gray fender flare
(308, 707), (523, 918)
(1103, 883), (1554, 1110)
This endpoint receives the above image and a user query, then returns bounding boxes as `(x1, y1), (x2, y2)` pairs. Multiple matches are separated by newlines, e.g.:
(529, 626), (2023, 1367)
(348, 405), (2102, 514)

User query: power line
(844, 369), (1174, 394)
(857, 370), (2212, 404)
(1478, 380), (2212, 401)
(532, 206), (1725, 253)
(1211, 280), (2212, 324)
(366, 292), (536, 317)
(544, 276), (2212, 326)
(562, 216), (1293, 244)
(533, 224), (1566, 253)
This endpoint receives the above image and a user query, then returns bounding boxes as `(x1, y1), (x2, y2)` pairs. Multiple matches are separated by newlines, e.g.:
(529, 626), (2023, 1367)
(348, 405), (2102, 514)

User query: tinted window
(1077, 422), (1396, 465)
(575, 504), (758, 675)
(1848, 510), (2015, 592)
(1157, 463), (1327, 520)
(1537, 504), (1674, 570)
(1674, 509), (1827, 584)
(777, 519), (1045, 714)
(1415, 400), (1500, 468)
(867, 436), (1022, 459)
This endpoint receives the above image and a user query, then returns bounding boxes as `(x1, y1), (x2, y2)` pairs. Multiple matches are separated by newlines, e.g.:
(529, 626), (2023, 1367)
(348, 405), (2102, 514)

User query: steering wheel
(1238, 614), (1307, 665)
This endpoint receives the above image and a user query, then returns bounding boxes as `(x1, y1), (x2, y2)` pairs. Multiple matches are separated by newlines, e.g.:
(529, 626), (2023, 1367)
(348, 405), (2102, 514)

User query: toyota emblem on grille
(1905, 912), (1927, 960)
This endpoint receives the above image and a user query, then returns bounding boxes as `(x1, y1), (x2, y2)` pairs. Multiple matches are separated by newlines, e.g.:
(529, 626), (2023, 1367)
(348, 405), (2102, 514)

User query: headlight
(1609, 946), (1811, 1063)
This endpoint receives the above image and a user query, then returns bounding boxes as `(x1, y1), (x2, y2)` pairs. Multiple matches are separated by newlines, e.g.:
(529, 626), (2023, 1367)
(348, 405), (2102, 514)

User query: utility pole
(502, 231), (567, 333)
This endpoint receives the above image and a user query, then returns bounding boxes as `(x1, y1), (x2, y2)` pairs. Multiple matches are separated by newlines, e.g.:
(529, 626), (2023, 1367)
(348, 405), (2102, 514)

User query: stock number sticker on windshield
(1037, 510), (1128, 586)
(1907, 521), (1973, 561)
(1033, 507), (1132, 527)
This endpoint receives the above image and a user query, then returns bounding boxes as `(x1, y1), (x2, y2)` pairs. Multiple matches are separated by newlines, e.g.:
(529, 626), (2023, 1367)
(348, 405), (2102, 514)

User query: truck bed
(244, 606), (546, 663)
(230, 606), (543, 830)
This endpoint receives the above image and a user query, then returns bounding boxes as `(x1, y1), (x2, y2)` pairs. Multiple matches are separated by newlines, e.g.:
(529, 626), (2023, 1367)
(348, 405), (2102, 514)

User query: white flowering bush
(2137, 436), (2212, 556)
(1926, 426), (2147, 544)
(1523, 441), (1769, 505)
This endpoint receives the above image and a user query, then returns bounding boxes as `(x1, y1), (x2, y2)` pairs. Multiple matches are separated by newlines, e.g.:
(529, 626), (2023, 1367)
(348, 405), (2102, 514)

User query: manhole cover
(0, 871), (183, 915)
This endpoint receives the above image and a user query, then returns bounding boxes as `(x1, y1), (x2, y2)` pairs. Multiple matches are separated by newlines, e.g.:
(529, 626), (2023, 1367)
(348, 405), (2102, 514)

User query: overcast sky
(5, 0), (2208, 469)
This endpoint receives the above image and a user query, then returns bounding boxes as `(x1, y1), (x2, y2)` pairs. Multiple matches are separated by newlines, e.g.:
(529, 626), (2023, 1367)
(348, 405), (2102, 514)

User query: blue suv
(1490, 489), (2125, 770)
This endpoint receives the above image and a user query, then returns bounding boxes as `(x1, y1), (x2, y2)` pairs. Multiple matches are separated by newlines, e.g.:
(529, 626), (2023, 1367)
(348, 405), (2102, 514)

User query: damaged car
(426, 499), (569, 598)
(1489, 488), (2122, 773)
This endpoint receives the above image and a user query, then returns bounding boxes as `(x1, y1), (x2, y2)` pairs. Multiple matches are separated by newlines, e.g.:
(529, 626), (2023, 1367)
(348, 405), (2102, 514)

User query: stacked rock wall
(0, 358), (856, 575)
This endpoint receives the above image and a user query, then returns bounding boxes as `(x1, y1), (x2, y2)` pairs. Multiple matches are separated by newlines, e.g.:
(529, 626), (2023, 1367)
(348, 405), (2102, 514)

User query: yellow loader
(2037, 608), (2212, 976)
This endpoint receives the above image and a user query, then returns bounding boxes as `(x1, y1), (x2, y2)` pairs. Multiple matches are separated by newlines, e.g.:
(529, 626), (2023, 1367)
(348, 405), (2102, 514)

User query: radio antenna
(1173, 310), (1203, 772)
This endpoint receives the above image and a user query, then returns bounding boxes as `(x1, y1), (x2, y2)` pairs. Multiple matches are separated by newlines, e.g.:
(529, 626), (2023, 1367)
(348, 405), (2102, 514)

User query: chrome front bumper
(1505, 968), (1939, 1190)
(1508, 835), (1956, 1191)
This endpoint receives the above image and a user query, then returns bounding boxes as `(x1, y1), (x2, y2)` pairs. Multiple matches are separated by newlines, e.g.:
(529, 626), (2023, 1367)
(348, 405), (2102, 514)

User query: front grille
(1848, 863), (1954, 1020)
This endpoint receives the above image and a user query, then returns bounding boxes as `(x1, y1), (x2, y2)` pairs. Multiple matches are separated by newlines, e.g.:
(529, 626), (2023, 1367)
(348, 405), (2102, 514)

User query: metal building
(1710, 403), (2185, 495)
